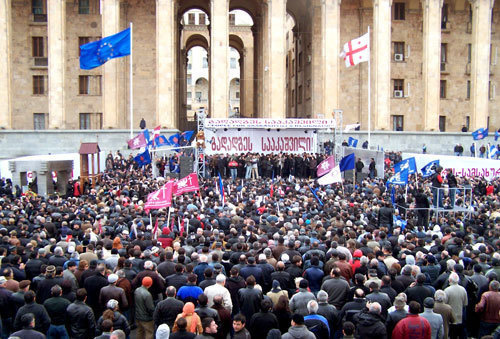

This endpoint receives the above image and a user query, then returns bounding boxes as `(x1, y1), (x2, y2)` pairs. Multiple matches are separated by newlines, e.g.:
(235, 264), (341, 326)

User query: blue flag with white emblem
(489, 145), (498, 159)
(80, 28), (131, 70)
(421, 160), (440, 178)
(348, 137), (358, 148)
(387, 168), (409, 186)
(393, 157), (417, 175)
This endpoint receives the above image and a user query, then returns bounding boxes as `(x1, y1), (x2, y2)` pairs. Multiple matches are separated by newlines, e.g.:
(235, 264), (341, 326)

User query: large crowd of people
(0, 149), (499, 339)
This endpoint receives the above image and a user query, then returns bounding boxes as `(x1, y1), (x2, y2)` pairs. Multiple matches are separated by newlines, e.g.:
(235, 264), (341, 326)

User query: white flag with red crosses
(340, 33), (369, 67)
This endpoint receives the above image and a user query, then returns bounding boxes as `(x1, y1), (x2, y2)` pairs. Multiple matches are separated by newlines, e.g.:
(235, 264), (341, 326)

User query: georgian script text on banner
(403, 153), (500, 180)
(205, 118), (335, 129)
(205, 129), (317, 155)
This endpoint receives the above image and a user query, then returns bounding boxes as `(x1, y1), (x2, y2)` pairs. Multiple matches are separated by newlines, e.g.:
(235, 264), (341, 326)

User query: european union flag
(339, 153), (355, 172)
(80, 28), (131, 70)
(421, 160), (439, 178)
(393, 157), (417, 174)
(134, 149), (151, 167)
(348, 137), (358, 148)
(472, 127), (488, 140)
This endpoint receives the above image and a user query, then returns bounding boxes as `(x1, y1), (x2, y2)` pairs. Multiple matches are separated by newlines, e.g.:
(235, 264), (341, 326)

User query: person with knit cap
(172, 302), (203, 334)
(135, 276), (155, 339)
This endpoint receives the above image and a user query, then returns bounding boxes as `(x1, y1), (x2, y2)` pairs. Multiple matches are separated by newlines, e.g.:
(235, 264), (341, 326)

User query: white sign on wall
(404, 152), (500, 180)
(205, 118), (335, 129)
(205, 129), (318, 155)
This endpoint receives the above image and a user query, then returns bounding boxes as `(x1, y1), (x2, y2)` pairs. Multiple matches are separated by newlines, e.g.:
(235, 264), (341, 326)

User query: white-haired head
(449, 272), (459, 285)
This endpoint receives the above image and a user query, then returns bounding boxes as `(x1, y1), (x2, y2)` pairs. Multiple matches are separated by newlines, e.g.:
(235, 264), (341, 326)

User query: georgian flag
(340, 33), (369, 67)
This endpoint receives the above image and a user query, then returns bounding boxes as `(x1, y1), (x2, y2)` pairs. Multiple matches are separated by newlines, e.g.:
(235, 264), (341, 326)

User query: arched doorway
(180, 8), (210, 130)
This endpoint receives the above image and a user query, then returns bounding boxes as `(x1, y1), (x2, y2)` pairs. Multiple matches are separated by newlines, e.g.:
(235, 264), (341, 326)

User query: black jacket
(353, 310), (387, 339)
(165, 273), (188, 291)
(238, 286), (262, 321)
(14, 302), (51, 334)
(153, 297), (184, 328)
(66, 300), (96, 339)
(225, 276), (246, 315)
(83, 273), (109, 315)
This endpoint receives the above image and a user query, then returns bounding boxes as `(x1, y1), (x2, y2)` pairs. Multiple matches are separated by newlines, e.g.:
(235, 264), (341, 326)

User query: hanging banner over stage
(205, 118), (335, 129)
(205, 129), (318, 155)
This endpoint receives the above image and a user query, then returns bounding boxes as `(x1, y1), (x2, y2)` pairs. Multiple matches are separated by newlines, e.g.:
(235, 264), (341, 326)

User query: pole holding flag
(129, 22), (134, 138)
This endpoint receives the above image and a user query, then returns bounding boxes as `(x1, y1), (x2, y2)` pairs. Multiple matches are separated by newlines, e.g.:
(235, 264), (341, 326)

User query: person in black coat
(238, 276), (263, 322)
(353, 302), (387, 339)
(404, 273), (434, 310)
(13, 291), (51, 334)
(35, 265), (63, 305)
(153, 286), (184, 329)
(83, 264), (109, 318)
(248, 299), (279, 338)
(66, 288), (96, 339)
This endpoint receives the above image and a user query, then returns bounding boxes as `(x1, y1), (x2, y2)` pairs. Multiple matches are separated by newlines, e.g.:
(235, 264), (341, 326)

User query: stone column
(47, 0), (66, 129)
(0, 0), (11, 128)
(264, 0), (287, 118)
(101, 0), (120, 128)
(312, 0), (341, 118)
(470, 0), (494, 129)
(156, 0), (177, 128)
(210, 0), (229, 118)
(422, 0), (443, 131)
(373, 0), (392, 130)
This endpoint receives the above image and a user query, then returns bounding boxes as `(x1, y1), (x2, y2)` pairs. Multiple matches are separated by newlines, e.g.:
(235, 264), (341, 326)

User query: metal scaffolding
(195, 109), (206, 178)
(333, 109), (344, 164)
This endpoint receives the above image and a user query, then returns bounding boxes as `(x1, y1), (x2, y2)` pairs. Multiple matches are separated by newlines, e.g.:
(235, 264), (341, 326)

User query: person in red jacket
(392, 301), (431, 339)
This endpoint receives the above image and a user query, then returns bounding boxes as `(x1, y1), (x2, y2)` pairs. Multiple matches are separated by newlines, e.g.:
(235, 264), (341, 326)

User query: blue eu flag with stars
(80, 28), (131, 70)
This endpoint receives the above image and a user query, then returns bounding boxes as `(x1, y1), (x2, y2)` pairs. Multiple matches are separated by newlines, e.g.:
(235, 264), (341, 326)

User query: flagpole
(367, 26), (371, 149)
(129, 22), (134, 139)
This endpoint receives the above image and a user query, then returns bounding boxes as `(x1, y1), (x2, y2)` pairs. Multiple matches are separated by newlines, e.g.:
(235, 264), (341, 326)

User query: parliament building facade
(0, 0), (498, 132)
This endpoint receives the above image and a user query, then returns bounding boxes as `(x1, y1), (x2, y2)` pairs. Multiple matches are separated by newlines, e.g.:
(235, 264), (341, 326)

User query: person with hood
(282, 313), (315, 339)
(172, 302), (203, 334)
(156, 324), (170, 339)
(267, 280), (289, 306)
(352, 302), (387, 339)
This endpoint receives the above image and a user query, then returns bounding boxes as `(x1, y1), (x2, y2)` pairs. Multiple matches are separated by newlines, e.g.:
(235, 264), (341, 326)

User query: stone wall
(0, 129), (493, 159)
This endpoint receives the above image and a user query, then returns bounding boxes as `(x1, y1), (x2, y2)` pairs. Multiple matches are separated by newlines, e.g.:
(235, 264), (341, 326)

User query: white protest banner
(205, 129), (317, 155)
(403, 153), (500, 180)
(205, 118), (335, 129)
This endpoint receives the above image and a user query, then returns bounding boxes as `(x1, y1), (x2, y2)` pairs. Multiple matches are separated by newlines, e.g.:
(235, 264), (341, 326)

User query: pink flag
(144, 180), (174, 211)
(173, 173), (200, 195)
(127, 132), (147, 149)
(317, 156), (336, 177)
